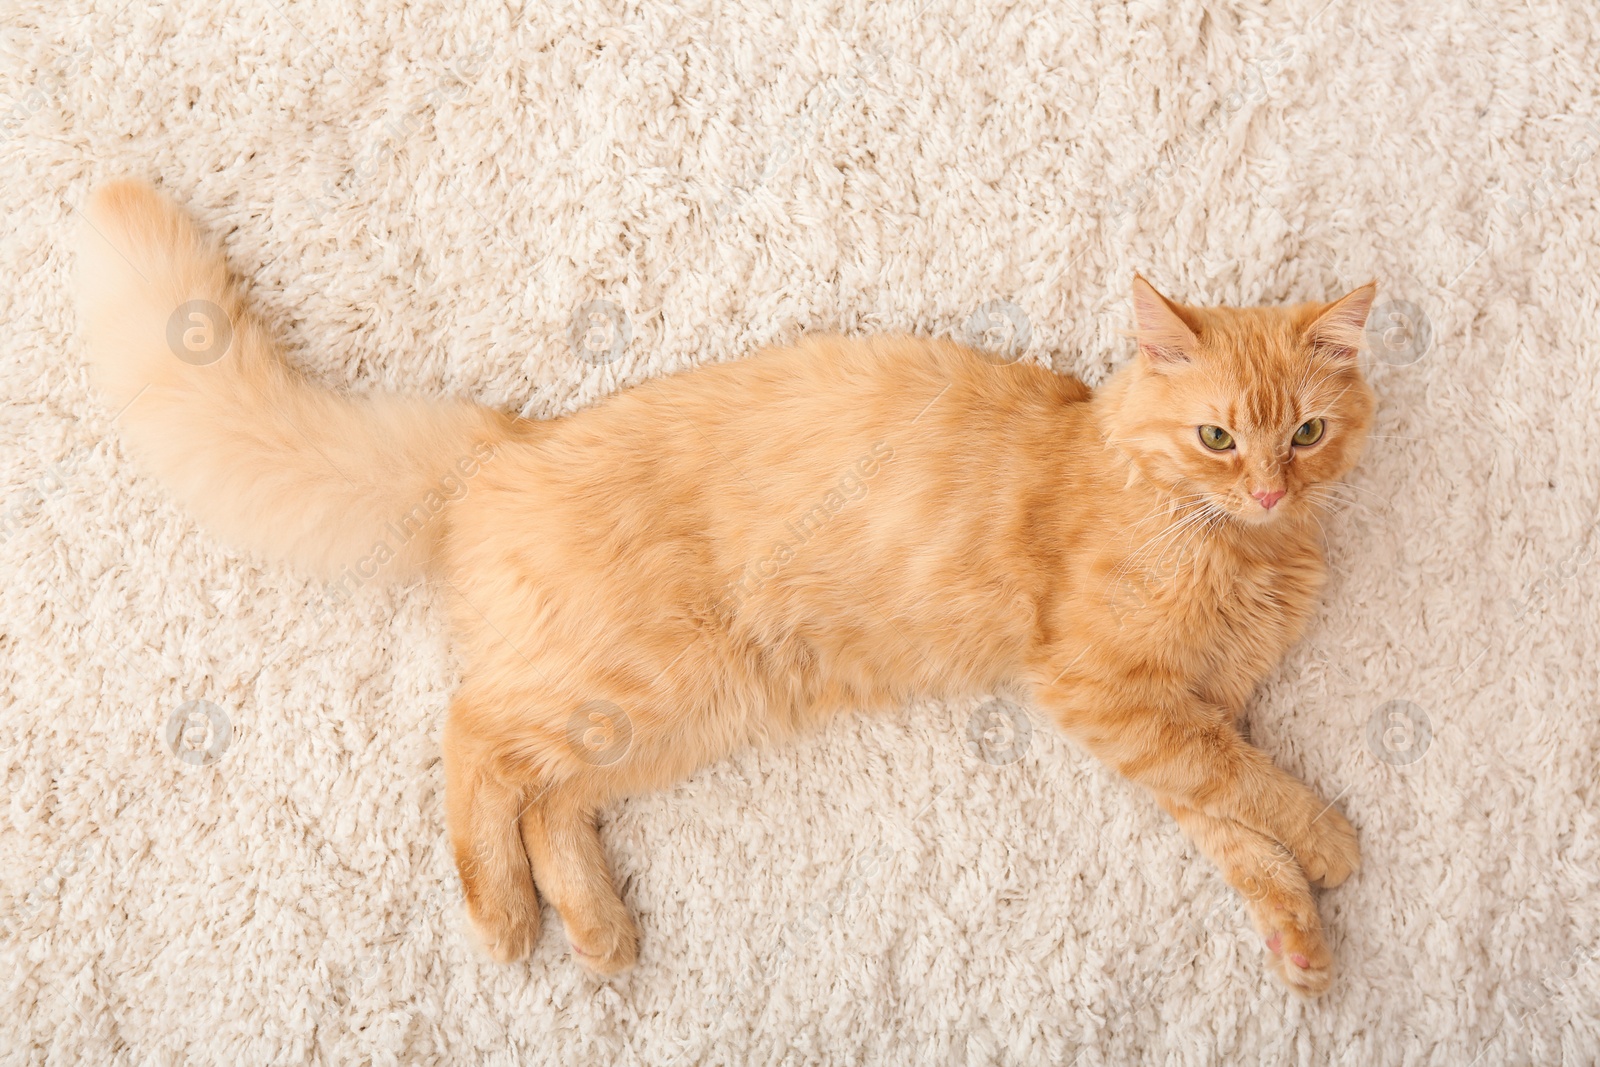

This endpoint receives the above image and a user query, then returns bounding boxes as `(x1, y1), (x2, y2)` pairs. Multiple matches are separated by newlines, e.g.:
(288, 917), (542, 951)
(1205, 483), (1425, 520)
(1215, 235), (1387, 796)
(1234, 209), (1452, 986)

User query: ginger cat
(78, 180), (1372, 996)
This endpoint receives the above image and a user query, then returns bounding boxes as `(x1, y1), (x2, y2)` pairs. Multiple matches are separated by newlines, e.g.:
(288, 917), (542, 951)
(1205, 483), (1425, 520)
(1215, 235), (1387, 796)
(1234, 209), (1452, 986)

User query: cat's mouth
(1238, 499), (1288, 524)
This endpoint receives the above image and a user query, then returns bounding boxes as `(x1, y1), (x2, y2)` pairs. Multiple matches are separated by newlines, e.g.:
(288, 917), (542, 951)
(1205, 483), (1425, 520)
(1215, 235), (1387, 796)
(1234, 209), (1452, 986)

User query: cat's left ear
(1304, 282), (1377, 361)
(1131, 274), (1201, 368)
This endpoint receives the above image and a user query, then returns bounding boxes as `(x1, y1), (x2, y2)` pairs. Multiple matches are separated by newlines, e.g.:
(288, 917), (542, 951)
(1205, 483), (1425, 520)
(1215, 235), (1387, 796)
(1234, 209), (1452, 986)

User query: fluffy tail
(76, 180), (510, 581)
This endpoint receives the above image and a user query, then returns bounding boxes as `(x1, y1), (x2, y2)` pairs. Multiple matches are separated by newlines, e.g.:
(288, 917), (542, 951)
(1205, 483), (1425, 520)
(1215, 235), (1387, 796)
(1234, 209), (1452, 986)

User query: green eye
(1198, 425), (1234, 451)
(1293, 418), (1325, 446)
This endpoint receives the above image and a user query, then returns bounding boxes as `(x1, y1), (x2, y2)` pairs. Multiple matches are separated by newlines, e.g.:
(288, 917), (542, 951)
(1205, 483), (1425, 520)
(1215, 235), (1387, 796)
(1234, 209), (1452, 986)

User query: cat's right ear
(1302, 282), (1377, 363)
(1131, 275), (1200, 369)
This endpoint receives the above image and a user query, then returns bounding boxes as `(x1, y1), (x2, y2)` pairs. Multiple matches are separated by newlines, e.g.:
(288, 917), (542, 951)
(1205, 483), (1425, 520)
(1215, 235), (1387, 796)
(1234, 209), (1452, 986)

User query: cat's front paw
(1240, 871), (1334, 996)
(1294, 803), (1360, 888)
(1262, 917), (1333, 996)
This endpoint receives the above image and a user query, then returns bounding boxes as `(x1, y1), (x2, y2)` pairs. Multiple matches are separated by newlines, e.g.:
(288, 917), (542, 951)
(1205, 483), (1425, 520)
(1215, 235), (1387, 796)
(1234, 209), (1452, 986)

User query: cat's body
(442, 334), (1317, 785)
(78, 181), (1371, 996)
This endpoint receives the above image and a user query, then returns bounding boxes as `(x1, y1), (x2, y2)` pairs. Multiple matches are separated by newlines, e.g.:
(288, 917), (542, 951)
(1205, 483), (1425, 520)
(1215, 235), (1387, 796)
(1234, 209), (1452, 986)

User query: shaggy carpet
(3, 0), (1598, 1063)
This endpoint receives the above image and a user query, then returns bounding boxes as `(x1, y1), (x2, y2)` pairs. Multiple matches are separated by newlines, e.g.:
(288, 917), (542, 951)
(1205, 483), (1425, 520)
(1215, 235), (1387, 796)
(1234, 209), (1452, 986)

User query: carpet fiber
(3, 0), (1598, 1063)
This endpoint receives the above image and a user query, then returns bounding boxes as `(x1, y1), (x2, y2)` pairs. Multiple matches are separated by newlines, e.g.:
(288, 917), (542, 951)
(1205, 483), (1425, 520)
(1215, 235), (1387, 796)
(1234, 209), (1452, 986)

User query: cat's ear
(1304, 282), (1377, 361)
(1131, 275), (1200, 368)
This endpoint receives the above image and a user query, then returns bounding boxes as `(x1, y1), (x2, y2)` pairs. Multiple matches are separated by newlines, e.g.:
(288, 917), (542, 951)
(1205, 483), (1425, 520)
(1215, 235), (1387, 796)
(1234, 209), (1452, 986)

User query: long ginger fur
(78, 180), (1376, 995)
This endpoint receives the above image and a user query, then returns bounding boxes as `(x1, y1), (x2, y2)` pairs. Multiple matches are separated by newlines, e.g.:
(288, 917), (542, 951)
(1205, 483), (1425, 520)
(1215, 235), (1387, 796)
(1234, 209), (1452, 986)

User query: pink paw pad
(1266, 932), (1283, 954)
(1290, 953), (1311, 969)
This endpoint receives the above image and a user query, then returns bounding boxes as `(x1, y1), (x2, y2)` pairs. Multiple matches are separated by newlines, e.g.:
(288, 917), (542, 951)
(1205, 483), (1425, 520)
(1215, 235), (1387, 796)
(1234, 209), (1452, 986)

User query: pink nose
(1252, 488), (1286, 510)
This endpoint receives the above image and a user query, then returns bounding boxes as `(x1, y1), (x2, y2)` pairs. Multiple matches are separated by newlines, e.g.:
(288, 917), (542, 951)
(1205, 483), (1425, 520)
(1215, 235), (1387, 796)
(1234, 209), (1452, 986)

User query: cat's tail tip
(77, 179), (238, 410)
(75, 178), (511, 583)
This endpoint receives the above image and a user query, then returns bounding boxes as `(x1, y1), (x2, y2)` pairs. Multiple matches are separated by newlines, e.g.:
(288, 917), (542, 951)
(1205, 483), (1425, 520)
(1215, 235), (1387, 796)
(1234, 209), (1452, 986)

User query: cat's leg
(1159, 798), (1333, 996)
(1035, 675), (1359, 888)
(442, 695), (541, 963)
(519, 784), (638, 976)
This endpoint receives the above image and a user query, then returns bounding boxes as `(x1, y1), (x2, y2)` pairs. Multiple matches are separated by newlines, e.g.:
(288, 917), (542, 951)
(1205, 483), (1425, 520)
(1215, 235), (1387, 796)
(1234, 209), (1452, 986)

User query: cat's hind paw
(564, 906), (639, 977)
(466, 900), (540, 964)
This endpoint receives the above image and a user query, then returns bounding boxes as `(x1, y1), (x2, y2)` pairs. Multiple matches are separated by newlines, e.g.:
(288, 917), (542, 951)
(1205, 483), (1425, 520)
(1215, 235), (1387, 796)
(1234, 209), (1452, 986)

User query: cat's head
(1102, 276), (1377, 527)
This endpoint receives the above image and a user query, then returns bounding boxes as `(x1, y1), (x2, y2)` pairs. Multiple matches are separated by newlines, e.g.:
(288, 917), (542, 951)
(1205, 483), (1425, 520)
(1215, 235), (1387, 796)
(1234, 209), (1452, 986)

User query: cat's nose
(1251, 488), (1286, 510)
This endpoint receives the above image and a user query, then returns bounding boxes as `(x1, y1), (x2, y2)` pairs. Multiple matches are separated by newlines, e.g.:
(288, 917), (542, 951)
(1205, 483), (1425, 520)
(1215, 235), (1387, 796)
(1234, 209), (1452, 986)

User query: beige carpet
(3, 0), (1598, 1062)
